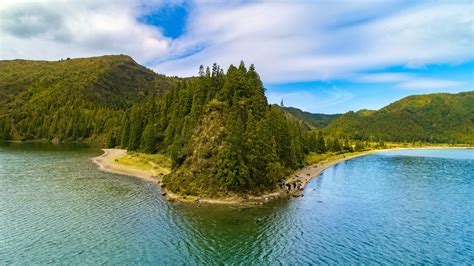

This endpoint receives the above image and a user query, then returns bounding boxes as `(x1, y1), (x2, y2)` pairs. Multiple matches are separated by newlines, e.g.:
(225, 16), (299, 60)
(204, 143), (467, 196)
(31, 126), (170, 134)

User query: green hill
(1, 54), (472, 198)
(120, 63), (307, 196)
(0, 56), (308, 197)
(0, 55), (176, 142)
(280, 106), (340, 128)
(324, 91), (474, 144)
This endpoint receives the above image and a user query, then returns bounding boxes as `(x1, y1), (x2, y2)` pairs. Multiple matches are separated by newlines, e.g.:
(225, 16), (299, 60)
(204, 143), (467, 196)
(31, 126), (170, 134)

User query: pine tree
(329, 138), (342, 152)
(120, 116), (130, 148)
(343, 138), (353, 152)
(316, 131), (326, 153)
(217, 113), (249, 192)
(140, 123), (156, 153)
(244, 111), (259, 188)
(354, 141), (365, 151)
(247, 64), (267, 119)
(106, 131), (116, 148)
(198, 65), (205, 77)
(128, 109), (143, 150)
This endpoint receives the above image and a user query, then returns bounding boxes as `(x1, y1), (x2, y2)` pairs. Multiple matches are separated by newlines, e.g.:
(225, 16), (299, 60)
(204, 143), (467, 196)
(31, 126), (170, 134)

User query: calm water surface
(1, 144), (473, 264)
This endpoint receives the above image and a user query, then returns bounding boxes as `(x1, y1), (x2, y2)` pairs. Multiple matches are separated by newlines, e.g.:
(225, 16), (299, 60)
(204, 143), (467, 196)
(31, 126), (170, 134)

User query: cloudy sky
(1, 0), (472, 113)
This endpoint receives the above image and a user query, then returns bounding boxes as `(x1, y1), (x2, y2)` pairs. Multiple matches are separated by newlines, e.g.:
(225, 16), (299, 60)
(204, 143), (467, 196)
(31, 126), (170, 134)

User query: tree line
(116, 62), (312, 195)
(0, 57), (411, 197)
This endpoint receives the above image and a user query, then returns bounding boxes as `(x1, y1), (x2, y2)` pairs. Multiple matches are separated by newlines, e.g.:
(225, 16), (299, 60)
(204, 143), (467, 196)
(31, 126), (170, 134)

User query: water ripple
(1, 145), (473, 264)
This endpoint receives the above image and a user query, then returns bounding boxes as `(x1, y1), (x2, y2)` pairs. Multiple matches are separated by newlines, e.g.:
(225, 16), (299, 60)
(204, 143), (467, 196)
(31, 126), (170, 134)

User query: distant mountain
(278, 106), (341, 128)
(324, 91), (474, 144)
(0, 55), (177, 141)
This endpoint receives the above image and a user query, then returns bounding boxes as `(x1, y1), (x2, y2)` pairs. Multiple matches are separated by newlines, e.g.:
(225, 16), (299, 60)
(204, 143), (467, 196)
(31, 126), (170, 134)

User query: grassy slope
(276, 105), (341, 129)
(115, 152), (171, 175)
(0, 55), (178, 142)
(323, 91), (474, 144)
(163, 107), (228, 197)
(0, 55), (172, 109)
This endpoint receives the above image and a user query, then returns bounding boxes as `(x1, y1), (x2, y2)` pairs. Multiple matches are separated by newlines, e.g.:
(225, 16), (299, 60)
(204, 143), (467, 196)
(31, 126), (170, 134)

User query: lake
(1, 144), (473, 264)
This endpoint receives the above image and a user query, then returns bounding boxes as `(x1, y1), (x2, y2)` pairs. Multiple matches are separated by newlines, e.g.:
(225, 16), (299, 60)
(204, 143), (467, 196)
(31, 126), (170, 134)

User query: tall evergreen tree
(141, 123), (157, 153)
(120, 116), (130, 148)
(316, 131), (326, 153)
(217, 113), (249, 192)
(128, 108), (143, 150)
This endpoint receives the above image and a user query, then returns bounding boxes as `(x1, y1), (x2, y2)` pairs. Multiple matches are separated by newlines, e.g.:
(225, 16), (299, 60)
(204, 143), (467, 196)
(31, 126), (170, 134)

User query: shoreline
(91, 149), (288, 205)
(92, 146), (472, 205)
(286, 146), (473, 190)
(91, 149), (161, 184)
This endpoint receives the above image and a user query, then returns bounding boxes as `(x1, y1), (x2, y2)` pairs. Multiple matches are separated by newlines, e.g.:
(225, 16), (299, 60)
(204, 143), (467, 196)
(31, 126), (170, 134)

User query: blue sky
(266, 61), (474, 113)
(1, 0), (472, 114)
(138, 2), (188, 39)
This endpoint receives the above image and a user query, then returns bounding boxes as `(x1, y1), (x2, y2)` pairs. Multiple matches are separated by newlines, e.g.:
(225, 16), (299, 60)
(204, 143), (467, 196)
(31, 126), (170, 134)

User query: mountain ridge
(1, 55), (472, 198)
(278, 106), (341, 129)
(323, 91), (474, 144)
(0, 55), (178, 142)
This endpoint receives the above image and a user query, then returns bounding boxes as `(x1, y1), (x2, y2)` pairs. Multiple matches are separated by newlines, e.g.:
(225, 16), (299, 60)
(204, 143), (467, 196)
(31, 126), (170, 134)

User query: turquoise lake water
(1, 144), (473, 264)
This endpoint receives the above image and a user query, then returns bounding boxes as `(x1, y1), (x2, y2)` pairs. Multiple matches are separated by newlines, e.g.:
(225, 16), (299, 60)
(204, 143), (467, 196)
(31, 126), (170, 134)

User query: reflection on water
(1, 143), (473, 264)
(175, 199), (294, 264)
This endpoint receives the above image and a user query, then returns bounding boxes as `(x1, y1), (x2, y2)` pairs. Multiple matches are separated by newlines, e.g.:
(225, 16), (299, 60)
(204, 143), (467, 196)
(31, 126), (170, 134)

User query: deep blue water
(1, 144), (473, 264)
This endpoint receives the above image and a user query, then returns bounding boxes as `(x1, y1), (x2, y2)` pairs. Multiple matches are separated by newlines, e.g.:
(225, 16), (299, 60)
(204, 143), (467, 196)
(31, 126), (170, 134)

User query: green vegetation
(1, 54), (472, 199)
(281, 92), (474, 145)
(324, 91), (474, 144)
(305, 151), (366, 166)
(115, 152), (171, 175)
(0, 56), (309, 196)
(303, 140), (467, 166)
(279, 106), (341, 128)
(0, 55), (177, 143)
(119, 62), (307, 196)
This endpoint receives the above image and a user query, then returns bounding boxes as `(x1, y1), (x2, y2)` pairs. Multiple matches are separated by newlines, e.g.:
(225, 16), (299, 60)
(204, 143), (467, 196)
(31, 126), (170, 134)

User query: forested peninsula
(1, 55), (473, 201)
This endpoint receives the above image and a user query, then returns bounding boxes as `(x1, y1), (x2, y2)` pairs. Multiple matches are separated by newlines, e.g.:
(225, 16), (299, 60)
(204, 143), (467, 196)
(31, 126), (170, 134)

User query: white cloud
(267, 85), (354, 113)
(353, 72), (467, 90)
(0, 0), (472, 84)
(396, 78), (467, 90)
(0, 0), (172, 63)
(354, 73), (413, 83)
(154, 1), (474, 82)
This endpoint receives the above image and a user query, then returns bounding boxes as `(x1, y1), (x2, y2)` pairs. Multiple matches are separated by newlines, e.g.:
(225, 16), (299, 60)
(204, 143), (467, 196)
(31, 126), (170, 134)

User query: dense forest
(0, 56), (314, 196)
(324, 91), (474, 144)
(1, 55), (472, 197)
(279, 106), (341, 129)
(119, 62), (310, 196)
(0, 55), (176, 143)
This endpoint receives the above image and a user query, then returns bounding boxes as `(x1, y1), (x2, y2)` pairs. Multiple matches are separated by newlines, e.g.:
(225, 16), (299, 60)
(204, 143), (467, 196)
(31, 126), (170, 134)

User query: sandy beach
(287, 150), (381, 189)
(91, 148), (286, 205)
(92, 146), (472, 205)
(91, 149), (161, 183)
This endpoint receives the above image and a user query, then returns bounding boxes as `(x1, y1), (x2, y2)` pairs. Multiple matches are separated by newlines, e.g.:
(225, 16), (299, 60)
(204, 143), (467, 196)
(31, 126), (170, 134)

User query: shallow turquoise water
(1, 144), (473, 264)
